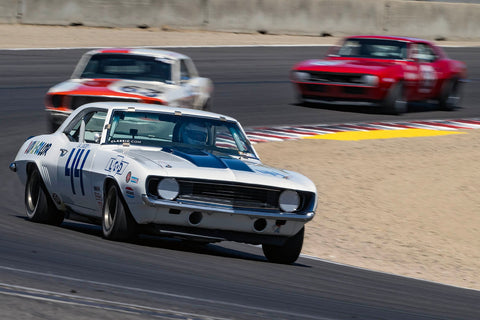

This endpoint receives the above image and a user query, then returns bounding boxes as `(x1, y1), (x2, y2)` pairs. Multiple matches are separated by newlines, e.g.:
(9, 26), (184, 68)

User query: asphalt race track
(1, 47), (479, 319)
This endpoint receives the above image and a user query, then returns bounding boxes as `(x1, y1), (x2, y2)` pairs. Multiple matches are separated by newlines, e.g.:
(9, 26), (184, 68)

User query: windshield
(80, 53), (172, 82)
(105, 110), (256, 158)
(335, 38), (408, 60)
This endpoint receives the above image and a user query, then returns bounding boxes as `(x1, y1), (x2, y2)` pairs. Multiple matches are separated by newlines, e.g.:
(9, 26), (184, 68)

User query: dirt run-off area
(2, 24), (479, 290)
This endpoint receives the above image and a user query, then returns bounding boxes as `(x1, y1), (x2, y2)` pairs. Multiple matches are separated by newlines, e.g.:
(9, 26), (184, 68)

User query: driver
(182, 122), (208, 146)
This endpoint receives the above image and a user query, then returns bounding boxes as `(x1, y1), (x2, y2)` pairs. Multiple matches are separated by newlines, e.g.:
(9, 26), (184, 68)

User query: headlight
(362, 75), (379, 87)
(292, 71), (310, 82)
(279, 190), (300, 213)
(157, 178), (179, 200)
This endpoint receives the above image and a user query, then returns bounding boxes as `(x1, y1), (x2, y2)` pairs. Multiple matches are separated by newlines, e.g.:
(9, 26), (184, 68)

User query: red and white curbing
(245, 119), (480, 143)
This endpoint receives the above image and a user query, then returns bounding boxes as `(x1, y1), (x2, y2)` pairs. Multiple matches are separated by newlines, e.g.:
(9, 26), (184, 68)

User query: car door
(57, 109), (107, 215)
(178, 58), (198, 107)
(411, 42), (441, 100)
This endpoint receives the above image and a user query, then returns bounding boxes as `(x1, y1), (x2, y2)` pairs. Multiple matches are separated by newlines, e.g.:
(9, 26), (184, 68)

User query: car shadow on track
(293, 101), (452, 115)
(57, 220), (310, 267)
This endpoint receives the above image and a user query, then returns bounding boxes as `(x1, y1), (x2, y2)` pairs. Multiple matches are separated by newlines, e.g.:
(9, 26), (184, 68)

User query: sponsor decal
(52, 193), (62, 205)
(64, 147), (90, 196)
(60, 149), (69, 157)
(93, 186), (103, 208)
(419, 64), (437, 93)
(130, 176), (139, 184)
(24, 141), (52, 156)
(125, 186), (135, 198)
(108, 80), (163, 98)
(126, 171), (131, 183)
(105, 155), (128, 175)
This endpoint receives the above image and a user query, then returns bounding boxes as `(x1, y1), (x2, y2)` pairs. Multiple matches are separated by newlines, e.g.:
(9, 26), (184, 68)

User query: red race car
(291, 35), (467, 114)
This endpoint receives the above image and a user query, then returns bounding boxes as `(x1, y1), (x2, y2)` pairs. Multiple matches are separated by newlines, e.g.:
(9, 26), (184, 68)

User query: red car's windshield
(334, 38), (408, 60)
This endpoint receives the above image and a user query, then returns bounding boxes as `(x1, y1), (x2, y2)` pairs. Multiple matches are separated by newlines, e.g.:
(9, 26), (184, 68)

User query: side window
(180, 59), (190, 81)
(415, 43), (437, 63)
(66, 117), (82, 142)
(65, 110), (107, 143)
(84, 111), (107, 143)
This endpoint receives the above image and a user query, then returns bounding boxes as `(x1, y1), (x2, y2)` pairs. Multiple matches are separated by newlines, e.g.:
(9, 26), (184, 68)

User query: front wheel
(262, 227), (304, 264)
(102, 182), (137, 241)
(438, 78), (462, 111)
(382, 82), (407, 115)
(25, 167), (64, 225)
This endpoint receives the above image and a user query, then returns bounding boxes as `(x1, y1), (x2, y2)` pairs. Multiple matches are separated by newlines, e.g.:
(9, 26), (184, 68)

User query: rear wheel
(262, 227), (304, 264)
(102, 182), (137, 241)
(382, 82), (407, 115)
(439, 78), (462, 111)
(25, 167), (64, 225)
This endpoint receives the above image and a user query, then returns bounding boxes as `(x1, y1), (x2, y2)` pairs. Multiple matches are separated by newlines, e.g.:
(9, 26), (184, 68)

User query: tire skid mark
(0, 282), (229, 320)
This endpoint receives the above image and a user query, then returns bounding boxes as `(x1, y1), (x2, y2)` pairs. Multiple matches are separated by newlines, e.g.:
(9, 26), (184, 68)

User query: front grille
(70, 96), (141, 110)
(308, 72), (365, 85)
(179, 180), (279, 209)
(147, 177), (314, 213)
(342, 87), (366, 95)
(70, 96), (140, 110)
(305, 84), (327, 92)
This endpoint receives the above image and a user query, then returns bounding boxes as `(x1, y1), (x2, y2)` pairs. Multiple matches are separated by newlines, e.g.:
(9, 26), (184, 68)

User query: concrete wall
(0, 0), (19, 23)
(2, 0), (480, 40)
(206, 0), (385, 36)
(385, 1), (480, 39)
(19, 0), (207, 28)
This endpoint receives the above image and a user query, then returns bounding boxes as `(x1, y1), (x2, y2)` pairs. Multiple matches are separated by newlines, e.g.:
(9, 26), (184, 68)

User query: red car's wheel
(382, 82), (407, 115)
(439, 78), (462, 111)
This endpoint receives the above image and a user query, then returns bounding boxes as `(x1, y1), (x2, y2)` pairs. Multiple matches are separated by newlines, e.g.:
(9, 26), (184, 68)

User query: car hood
(125, 146), (315, 192)
(295, 58), (400, 74)
(47, 78), (173, 101)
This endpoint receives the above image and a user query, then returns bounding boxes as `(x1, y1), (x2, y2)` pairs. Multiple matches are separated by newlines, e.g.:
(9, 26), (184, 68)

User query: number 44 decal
(65, 148), (90, 196)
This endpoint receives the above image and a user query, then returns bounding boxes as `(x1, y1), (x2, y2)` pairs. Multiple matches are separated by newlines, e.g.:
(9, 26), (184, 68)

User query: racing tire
(382, 82), (407, 115)
(102, 182), (137, 241)
(438, 78), (462, 111)
(25, 167), (64, 225)
(262, 227), (304, 264)
(295, 93), (313, 107)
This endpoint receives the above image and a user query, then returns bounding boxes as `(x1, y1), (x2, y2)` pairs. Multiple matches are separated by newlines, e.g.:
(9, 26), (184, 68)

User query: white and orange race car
(45, 48), (213, 131)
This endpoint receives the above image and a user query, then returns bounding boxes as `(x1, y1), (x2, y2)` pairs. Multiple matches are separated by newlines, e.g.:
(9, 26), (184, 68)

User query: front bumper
(141, 195), (315, 222)
(295, 82), (388, 103)
(134, 194), (314, 238)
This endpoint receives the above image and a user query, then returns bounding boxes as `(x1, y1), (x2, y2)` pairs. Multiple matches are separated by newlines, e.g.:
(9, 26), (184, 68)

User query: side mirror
(94, 133), (101, 144)
(327, 46), (340, 57)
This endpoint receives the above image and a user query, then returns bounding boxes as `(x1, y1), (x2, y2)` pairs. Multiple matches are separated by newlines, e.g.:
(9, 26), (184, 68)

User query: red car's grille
(307, 72), (365, 86)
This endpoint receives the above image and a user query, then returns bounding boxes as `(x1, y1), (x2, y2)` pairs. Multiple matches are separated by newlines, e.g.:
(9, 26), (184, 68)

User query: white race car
(45, 48), (213, 131)
(11, 102), (317, 264)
